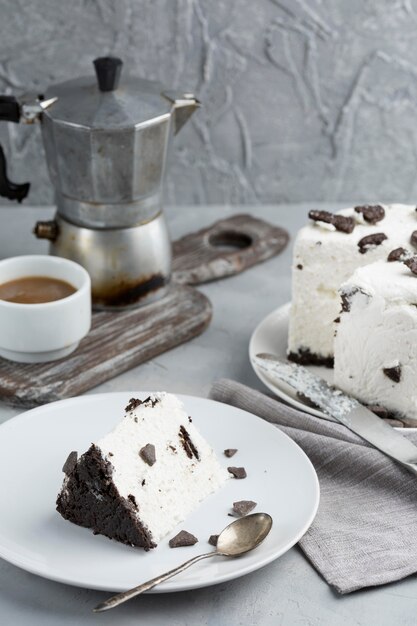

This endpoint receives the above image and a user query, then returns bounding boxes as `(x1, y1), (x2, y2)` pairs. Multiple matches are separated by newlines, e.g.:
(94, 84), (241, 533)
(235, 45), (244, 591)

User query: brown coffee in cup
(0, 276), (76, 304)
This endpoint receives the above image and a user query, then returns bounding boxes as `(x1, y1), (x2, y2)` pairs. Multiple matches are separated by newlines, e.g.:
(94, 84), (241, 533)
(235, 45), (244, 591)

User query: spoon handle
(94, 551), (218, 612)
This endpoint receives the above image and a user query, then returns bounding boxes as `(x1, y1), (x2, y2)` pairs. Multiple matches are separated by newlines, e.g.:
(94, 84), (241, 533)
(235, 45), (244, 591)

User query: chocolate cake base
(287, 349), (334, 368)
(56, 444), (155, 550)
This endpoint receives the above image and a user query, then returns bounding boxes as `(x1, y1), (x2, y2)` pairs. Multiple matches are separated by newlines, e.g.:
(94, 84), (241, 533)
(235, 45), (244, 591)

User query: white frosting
(334, 261), (417, 421)
(97, 393), (229, 543)
(288, 204), (417, 359)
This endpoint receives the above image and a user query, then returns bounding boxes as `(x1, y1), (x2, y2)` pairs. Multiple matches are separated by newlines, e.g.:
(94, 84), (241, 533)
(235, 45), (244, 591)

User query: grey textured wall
(1, 0), (417, 206)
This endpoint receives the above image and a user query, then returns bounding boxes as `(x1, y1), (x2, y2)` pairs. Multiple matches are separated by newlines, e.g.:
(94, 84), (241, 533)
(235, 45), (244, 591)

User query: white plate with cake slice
(0, 392), (319, 593)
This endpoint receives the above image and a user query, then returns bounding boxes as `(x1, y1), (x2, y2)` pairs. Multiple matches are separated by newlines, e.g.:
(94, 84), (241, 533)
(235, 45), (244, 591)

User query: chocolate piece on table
(383, 365), (402, 383)
(354, 205), (385, 224)
(62, 450), (78, 475)
(208, 534), (219, 546)
(227, 466), (247, 479)
(233, 500), (257, 516)
(139, 443), (156, 466)
(357, 232), (387, 254)
(169, 530), (198, 548)
(224, 448), (238, 458)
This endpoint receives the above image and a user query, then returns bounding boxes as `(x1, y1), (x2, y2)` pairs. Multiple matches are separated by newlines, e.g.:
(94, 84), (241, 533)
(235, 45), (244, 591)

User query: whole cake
(56, 393), (228, 550)
(333, 254), (417, 421)
(288, 204), (417, 366)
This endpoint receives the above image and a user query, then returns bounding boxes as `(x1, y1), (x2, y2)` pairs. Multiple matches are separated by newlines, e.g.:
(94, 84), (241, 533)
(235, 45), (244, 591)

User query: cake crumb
(62, 451), (78, 475)
(208, 534), (219, 546)
(169, 530), (198, 548)
(227, 466), (247, 479)
(233, 500), (257, 516)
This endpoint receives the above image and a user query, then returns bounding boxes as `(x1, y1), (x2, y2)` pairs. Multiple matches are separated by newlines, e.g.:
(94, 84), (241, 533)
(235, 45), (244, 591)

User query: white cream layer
(289, 204), (417, 359)
(97, 393), (229, 543)
(334, 261), (417, 421)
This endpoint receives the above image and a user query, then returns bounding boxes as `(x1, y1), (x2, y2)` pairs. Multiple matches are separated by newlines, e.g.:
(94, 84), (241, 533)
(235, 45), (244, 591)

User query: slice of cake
(56, 393), (229, 550)
(288, 204), (417, 366)
(333, 256), (417, 421)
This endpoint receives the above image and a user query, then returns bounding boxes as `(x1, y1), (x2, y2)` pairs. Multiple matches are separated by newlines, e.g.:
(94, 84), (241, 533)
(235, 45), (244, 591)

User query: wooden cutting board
(0, 214), (288, 408)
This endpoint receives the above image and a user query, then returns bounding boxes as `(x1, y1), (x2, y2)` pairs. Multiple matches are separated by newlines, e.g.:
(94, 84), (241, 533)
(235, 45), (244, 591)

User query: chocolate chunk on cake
(56, 393), (228, 550)
(289, 204), (417, 366)
(334, 260), (417, 421)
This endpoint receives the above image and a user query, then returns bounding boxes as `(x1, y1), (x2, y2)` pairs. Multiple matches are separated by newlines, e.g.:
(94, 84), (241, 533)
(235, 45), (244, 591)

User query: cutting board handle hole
(208, 230), (253, 252)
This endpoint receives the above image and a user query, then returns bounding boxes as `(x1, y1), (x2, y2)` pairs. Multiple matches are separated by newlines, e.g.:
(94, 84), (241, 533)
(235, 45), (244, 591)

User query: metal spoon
(94, 512), (273, 612)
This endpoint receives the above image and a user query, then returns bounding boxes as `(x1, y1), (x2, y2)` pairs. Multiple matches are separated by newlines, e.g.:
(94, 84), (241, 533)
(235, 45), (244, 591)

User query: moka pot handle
(0, 95), (30, 203)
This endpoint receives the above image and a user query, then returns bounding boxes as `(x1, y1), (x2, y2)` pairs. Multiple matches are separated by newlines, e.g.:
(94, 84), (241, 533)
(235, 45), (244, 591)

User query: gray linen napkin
(210, 378), (417, 594)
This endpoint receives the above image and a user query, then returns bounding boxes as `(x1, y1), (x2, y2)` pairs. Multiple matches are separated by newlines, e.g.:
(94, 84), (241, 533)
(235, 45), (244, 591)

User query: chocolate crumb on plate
(357, 232), (387, 254)
(208, 534), (219, 547)
(354, 205), (385, 224)
(139, 443), (156, 466)
(383, 365), (402, 383)
(411, 231), (417, 249)
(233, 500), (257, 516)
(169, 530), (198, 548)
(224, 448), (238, 458)
(62, 451), (78, 475)
(296, 264), (303, 270)
(227, 466), (247, 479)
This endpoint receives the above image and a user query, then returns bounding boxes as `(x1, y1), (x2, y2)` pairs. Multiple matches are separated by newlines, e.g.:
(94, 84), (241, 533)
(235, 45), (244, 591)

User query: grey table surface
(0, 203), (416, 626)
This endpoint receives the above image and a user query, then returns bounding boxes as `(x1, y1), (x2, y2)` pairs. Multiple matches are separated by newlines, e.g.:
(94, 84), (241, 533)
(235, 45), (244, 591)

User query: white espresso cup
(0, 255), (91, 363)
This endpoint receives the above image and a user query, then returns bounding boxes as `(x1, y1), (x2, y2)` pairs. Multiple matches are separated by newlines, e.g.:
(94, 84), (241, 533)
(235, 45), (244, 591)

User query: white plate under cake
(0, 392), (319, 593)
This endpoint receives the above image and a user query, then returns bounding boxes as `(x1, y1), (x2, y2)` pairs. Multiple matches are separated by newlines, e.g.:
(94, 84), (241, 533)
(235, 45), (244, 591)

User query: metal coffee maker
(0, 57), (199, 309)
